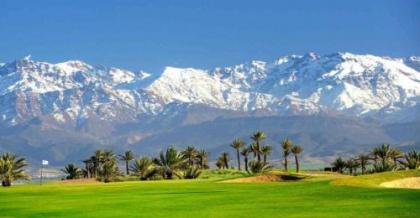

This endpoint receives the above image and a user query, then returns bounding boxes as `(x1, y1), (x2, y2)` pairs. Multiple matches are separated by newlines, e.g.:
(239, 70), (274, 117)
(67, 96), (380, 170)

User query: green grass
(0, 170), (419, 218)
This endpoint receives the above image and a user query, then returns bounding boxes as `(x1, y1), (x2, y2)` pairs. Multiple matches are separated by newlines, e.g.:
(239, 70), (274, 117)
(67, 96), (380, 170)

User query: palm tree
(61, 163), (82, 180)
(356, 154), (370, 174)
(240, 147), (251, 172)
(93, 149), (104, 178)
(183, 166), (201, 179)
(99, 150), (118, 182)
(251, 131), (266, 161)
(372, 144), (392, 172)
(215, 159), (223, 169)
(250, 143), (259, 159)
(281, 138), (293, 172)
(195, 149), (209, 169)
(181, 146), (197, 167)
(399, 149), (420, 169)
(221, 152), (230, 169)
(0, 152), (29, 187)
(345, 159), (359, 175)
(119, 150), (134, 175)
(230, 139), (245, 170)
(389, 148), (403, 167)
(261, 145), (272, 165)
(131, 157), (157, 180)
(153, 146), (185, 179)
(82, 159), (94, 178)
(248, 160), (271, 174)
(332, 157), (346, 173)
(291, 145), (303, 173)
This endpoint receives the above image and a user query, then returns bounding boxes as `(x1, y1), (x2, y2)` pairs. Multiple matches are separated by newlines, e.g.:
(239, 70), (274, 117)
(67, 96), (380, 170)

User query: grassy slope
(0, 170), (419, 218)
(332, 170), (420, 187)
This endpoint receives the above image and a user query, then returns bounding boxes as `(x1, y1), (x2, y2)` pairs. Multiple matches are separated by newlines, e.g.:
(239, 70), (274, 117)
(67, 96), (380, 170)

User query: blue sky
(0, 0), (419, 73)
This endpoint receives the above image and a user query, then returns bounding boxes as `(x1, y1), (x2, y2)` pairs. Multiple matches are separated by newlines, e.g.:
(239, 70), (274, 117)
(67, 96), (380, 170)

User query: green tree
(248, 160), (271, 174)
(251, 131), (266, 161)
(217, 152), (230, 169)
(332, 157), (346, 173)
(119, 150), (134, 175)
(345, 159), (360, 175)
(181, 146), (197, 167)
(153, 146), (185, 179)
(131, 157), (157, 180)
(399, 149), (420, 169)
(356, 154), (370, 174)
(183, 166), (201, 179)
(93, 149), (104, 178)
(291, 145), (303, 173)
(215, 159), (224, 169)
(0, 152), (29, 187)
(195, 149), (209, 169)
(281, 138), (293, 172)
(261, 145), (272, 165)
(372, 144), (392, 172)
(240, 147), (251, 172)
(230, 139), (246, 170)
(82, 158), (94, 178)
(250, 143), (259, 160)
(61, 163), (82, 180)
(389, 148), (403, 167)
(99, 150), (118, 183)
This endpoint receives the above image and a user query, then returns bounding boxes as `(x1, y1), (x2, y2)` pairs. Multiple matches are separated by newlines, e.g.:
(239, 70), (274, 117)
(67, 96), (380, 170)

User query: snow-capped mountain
(1, 52), (419, 164)
(0, 52), (418, 126)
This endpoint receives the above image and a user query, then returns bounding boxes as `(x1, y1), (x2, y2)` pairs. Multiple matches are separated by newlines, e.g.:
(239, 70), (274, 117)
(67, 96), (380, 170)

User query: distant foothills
(0, 52), (419, 165)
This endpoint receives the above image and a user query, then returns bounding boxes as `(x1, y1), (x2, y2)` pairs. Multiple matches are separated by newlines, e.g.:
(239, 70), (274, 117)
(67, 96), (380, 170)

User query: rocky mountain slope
(0, 53), (419, 164)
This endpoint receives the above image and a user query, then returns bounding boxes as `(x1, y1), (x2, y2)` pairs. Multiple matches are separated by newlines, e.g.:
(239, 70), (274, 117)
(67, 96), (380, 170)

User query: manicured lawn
(0, 171), (419, 218)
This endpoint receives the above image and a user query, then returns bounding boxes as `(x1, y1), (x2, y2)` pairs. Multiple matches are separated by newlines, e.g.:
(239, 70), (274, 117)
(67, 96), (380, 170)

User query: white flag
(42, 160), (49, 165)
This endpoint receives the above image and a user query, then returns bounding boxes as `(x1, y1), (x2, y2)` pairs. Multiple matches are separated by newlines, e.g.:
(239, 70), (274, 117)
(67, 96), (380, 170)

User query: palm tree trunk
(294, 155), (299, 173)
(167, 171), (173, 179)
(85, 163), (90, 178)
(263, 155), (267, 165)
(244, 157), (248, 172)
(256, 142), (261, 161)
(236, 150), (241, 171)
(284, 156), (288, 172)
(382, 158), (386, 170)
(126, 161), (129, 175)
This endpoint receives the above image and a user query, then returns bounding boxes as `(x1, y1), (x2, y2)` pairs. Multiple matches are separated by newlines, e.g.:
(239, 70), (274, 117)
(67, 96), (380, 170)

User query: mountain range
(0, 52), (419, 166)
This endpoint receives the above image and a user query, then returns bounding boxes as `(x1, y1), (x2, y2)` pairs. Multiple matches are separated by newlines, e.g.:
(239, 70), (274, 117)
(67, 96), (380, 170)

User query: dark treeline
(331, 144), (420, 175)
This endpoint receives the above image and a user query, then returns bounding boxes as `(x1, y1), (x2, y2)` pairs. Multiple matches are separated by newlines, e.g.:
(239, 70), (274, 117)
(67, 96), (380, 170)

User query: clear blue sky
(0, 0), (419, 73)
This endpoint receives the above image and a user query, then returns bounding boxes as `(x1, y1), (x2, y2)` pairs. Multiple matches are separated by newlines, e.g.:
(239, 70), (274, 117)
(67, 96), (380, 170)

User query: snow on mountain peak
(54, 60), (93, 74)
(0, 52), (419, 125)
(23, 55), (32, 61)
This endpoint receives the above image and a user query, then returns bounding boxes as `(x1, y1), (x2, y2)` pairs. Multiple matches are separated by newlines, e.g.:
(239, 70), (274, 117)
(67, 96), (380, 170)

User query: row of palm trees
(63, 146), (210, 182)
(219, 131), (304, 174)
(332, 144), (420, 175)
(0, 152), (29, 186)
(2, 138), (417, 186)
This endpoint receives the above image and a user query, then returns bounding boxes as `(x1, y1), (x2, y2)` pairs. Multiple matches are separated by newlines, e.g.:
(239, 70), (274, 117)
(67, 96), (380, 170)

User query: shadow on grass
(279, 174), (307, 181)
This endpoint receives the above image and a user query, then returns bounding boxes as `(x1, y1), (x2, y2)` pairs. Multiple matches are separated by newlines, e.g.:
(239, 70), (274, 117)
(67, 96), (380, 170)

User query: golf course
(0, 170), (419, 218)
